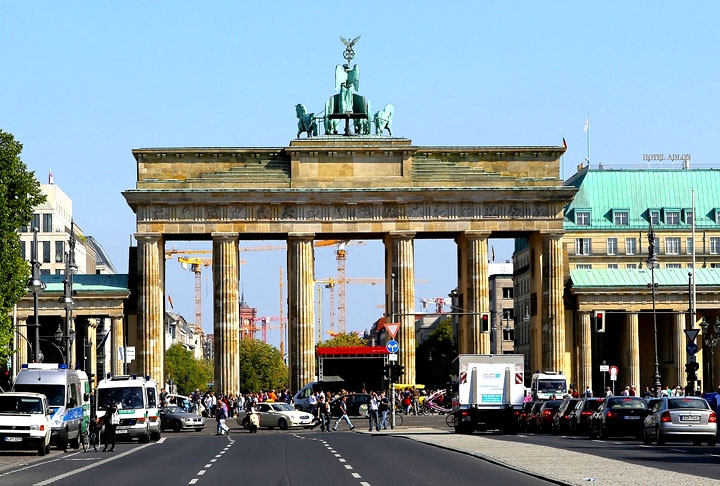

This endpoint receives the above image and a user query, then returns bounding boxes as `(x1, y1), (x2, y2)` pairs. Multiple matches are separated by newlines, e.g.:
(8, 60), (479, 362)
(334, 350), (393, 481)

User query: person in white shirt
(368, 392), (380, 431)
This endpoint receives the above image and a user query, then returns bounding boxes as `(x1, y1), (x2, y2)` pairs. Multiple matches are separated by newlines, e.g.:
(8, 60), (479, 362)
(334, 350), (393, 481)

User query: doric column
(212, 232), (240, 395)
(287, 233), (315, 393)
(16, 317), (29, 369)
(576, 312), (592, 393)
(457, 231), (490, 354)
(542, 232), (566, 373)
(385, 232), (416, 384)
(625, 313), (640, 391)
(111, 316), (124, 376)
(86, 318), (98, 382)
(135, 233), (165, 383)
(674, 313), (687, 390)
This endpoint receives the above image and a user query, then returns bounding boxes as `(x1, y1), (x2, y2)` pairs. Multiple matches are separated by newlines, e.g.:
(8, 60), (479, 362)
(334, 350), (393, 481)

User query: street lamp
(699, 316), (720, 393)
(58, 221), (77, 366)
(26, 227), (46, 363)
(647, 225), (662, 398)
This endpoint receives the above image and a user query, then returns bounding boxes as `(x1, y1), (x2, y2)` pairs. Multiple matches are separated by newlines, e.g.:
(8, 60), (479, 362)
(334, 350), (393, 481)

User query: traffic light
(383, 363), (391, 383)
(593, 310), (605, 333)
(396, 364), (405, 378)
(481, 313), (490, 333)
(685, 361), (699, 381)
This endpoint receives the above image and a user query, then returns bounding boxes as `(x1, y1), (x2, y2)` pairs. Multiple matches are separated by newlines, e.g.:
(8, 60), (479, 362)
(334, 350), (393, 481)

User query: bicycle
(82, 418), (100, 452)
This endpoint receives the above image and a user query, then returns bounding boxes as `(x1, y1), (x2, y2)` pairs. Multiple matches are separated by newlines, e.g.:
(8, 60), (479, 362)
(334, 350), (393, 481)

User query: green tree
(416, 318), (457, 388)
(0, 130), (46, 363)
(318, 332), (367, 347)
(239, 339), (287, 394)
(164, 343), (214, 395)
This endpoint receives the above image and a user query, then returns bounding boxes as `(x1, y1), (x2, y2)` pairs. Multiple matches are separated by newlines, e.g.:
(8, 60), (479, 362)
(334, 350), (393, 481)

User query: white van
(12, 363), (90, 450)
(530, 372), (568, 401)
(96, 375), (161, 442)
(0, 392), (52, 456)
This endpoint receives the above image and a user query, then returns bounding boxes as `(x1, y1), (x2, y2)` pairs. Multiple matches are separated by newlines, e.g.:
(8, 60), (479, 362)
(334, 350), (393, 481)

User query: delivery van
(0, 392), (52, 456)
(96, 374), (161, 442)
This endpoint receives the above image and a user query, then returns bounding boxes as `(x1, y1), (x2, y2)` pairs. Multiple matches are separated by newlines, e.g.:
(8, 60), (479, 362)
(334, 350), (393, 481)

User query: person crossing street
(332, 396), (355, 431)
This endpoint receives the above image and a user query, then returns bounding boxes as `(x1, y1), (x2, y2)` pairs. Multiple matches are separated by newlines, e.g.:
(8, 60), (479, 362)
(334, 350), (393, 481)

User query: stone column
(212, 232), (240, 395)
(86, 318), (98, 382)
(16, 317), (29, 368)
(287, 233), (315, 393)
(543, 232), (566, 374)
(674, 313), (687, 390)
(625, 313), (640, 392)
(136, 233), (165, 384)
(457, 231), (490, 354)
(576, 312), (592, 393)
(385, 232), (416, 384)
(111, 316), (125, 376)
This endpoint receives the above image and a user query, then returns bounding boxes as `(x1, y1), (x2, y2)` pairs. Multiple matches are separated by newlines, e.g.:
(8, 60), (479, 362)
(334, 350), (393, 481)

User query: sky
(3, 2), (719, 349)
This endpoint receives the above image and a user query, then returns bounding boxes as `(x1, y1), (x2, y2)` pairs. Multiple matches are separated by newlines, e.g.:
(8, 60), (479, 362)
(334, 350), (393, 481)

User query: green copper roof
(564, 168), (720, 230)
(570, 268), (720, 288)
(39, 274), (129, 294)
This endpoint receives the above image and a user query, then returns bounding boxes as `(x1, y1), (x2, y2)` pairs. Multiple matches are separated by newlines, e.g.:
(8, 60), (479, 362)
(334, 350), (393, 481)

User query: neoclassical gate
(123, 137), (575, 393)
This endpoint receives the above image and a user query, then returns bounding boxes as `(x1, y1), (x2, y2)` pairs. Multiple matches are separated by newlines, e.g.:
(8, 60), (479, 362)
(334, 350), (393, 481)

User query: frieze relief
(138, 202), (555, 222)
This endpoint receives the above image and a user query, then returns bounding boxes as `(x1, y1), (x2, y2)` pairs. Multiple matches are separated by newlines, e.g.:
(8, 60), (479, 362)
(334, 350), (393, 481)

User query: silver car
(643, 396), (717, 446)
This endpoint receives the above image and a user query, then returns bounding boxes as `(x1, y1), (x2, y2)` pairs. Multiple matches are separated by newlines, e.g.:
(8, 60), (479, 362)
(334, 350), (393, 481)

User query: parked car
(159, 406), (205, 432)
(535, 400), (563, 433)
(519, 401), (536, 432)
(330, 394), (371, 417)
(552, 398), (580, 435)
(643, 396), (717, 446)
(0, 392), (52, 456)
(589, 396), (649, 440)
(237, 402), (314, 430)
(568, 397), (604, 436)
(526, 401), (544, 432)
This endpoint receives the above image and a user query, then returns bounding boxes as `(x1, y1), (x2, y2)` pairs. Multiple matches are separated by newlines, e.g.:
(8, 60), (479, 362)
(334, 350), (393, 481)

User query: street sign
(609, 365), (618, 376)
(385, 323), (400, 340)
(386, 340), (399, 354)
(388, 353), (398, 362)
(684, 329), (699, 343)
(686, 343), (699, 356)
(610, 374), (617, 381)
(600, 365), (609, 372)
(689, 355), (697, 363)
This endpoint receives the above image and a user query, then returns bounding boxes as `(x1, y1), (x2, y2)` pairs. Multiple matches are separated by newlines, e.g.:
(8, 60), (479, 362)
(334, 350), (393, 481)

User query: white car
(0, 392), (52, 456)
(237, 402), (314, 430)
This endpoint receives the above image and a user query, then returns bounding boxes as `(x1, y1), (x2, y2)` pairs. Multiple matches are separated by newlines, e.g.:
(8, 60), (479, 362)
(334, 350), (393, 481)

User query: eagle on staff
(340, 35), (361, 63)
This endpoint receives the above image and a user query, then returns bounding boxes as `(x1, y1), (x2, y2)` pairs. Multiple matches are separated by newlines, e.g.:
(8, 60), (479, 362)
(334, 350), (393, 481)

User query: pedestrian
(102, 400), (119, 452)
(621, 386), (630, 396)
(248, 407), (259, 433)
(630, 386), (637, 396)
(643, 386), (652, 398)
(584, 385), (593, 398)
(317, 395), (331, 432)
(368, 392), (380, 431)
(605, 386), (612, 397)
(215, 399), (230, 437)
(379, 392), (390, 430)
(332, 396), (355, 431)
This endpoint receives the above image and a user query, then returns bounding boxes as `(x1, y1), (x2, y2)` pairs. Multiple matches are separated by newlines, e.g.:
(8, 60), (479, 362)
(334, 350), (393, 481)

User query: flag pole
(584, 114), (590, 166)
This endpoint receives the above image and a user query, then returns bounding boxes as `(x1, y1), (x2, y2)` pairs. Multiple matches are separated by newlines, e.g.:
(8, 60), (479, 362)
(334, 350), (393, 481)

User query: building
(489, 263), (515, 354)
(515, 165), (720, 393)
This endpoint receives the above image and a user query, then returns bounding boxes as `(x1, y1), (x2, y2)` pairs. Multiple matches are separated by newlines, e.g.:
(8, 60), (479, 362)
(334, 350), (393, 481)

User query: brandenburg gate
(122, 40), (576, 393)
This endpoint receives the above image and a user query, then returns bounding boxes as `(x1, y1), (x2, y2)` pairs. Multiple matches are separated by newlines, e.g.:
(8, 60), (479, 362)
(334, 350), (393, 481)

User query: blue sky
(3, 2), (719, 348)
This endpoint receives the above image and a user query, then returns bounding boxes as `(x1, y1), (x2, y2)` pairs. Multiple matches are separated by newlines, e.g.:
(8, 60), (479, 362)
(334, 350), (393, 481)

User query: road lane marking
(198, 470), (206, 476)
(189, 480), (198, 484)
(352, 473), (361, 478)
(344, 465), (354, 470)
(204, 464), (212, 468)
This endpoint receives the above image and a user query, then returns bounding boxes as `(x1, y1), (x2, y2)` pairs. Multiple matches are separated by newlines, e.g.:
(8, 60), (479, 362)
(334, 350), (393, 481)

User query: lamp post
(699, 316), (720, 393)
(26, 227), (46, 363)
(58, 221), (78, 366)
(647, 225), (662, 398)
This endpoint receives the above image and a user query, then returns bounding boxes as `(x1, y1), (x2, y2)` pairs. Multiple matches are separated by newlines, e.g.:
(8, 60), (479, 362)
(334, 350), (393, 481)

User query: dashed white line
(352, 473), (362, 478)
(189, 479), (198, 484)
(198, 470), (206, 476)
(339, 458), (347, 463)
(204, 464), (212, 468)
(344, 465), (354, 470)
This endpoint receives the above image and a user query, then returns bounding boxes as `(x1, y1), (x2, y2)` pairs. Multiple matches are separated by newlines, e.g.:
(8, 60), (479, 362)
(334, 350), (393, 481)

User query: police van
(96, 374), (161, 442)
(12, 363), (90, 450)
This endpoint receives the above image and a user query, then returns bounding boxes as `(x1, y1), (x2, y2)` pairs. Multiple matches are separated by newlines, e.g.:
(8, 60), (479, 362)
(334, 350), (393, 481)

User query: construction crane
(315, 278), (335, 343)
(177, 256), (211, 330)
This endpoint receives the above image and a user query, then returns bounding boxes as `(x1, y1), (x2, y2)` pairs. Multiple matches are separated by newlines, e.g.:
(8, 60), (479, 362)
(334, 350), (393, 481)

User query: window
(42, 241), (50, 263)
(55, 242), (64, 263)
(607, 264), (618, 269)
(576, 211), (590, 226)
(20, 240), (26, 261)
(626, 264), (637, 269)
(31, 214), (40, 232)
(625, 238), (636, 255)
(607, 238), (618, 255)
(684, 209), (694, 225)
(576, 264), (592, 270)
(714, 209), (720, 225)
(666, 263), (681, 269)
(665, 237), (680, 255)
(686, 238), (693, 255)
(665, 211), (680, 225)
(613, 211), (629, 226)
(502, 287), (513, 299)
(649, 211), (660, 225)
(710, 237), (720, 255)
(503, 329), (515, 341)
(42, 214), (52, 232)
(711, 263), (720, 269)
(575, 238), (591, 255)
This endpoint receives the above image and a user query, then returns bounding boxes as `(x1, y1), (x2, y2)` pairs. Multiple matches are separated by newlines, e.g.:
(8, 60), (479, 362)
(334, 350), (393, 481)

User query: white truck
(451, 354), (525, 434)
(530, 371), (568, 401)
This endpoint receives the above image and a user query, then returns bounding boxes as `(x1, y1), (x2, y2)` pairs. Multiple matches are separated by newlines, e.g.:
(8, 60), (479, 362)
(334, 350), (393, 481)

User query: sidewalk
(362, 427), (718, 486)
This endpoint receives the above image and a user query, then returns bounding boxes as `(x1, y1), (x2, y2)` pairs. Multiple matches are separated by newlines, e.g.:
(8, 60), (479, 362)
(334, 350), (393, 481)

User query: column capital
(287, 232), (315, 241)
(459, 230), (491, 241)
(211, 232), (239, 241)
(387, 231), (416, 240)
(539, 230), (565, 240)
(134, 232), (163, 242)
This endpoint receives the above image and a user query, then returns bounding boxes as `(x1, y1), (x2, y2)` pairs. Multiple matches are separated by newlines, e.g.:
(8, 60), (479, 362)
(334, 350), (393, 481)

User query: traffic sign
(600, 365), (609, 372)
(385, 323), (400, 340)
(686, 343), (699, 356)
(609, 365), (618, 376)
(685, 329), (699, 343)
(386, 340), (399, 354)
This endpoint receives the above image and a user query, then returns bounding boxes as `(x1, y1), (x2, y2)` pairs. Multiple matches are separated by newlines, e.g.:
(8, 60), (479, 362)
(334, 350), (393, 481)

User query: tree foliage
(416, 318), (457, 389)
(0, 130), (46, 362)
(164, 343), (214, 395)
(238, 339), (287, 394)
(319, 332), (367, 348)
